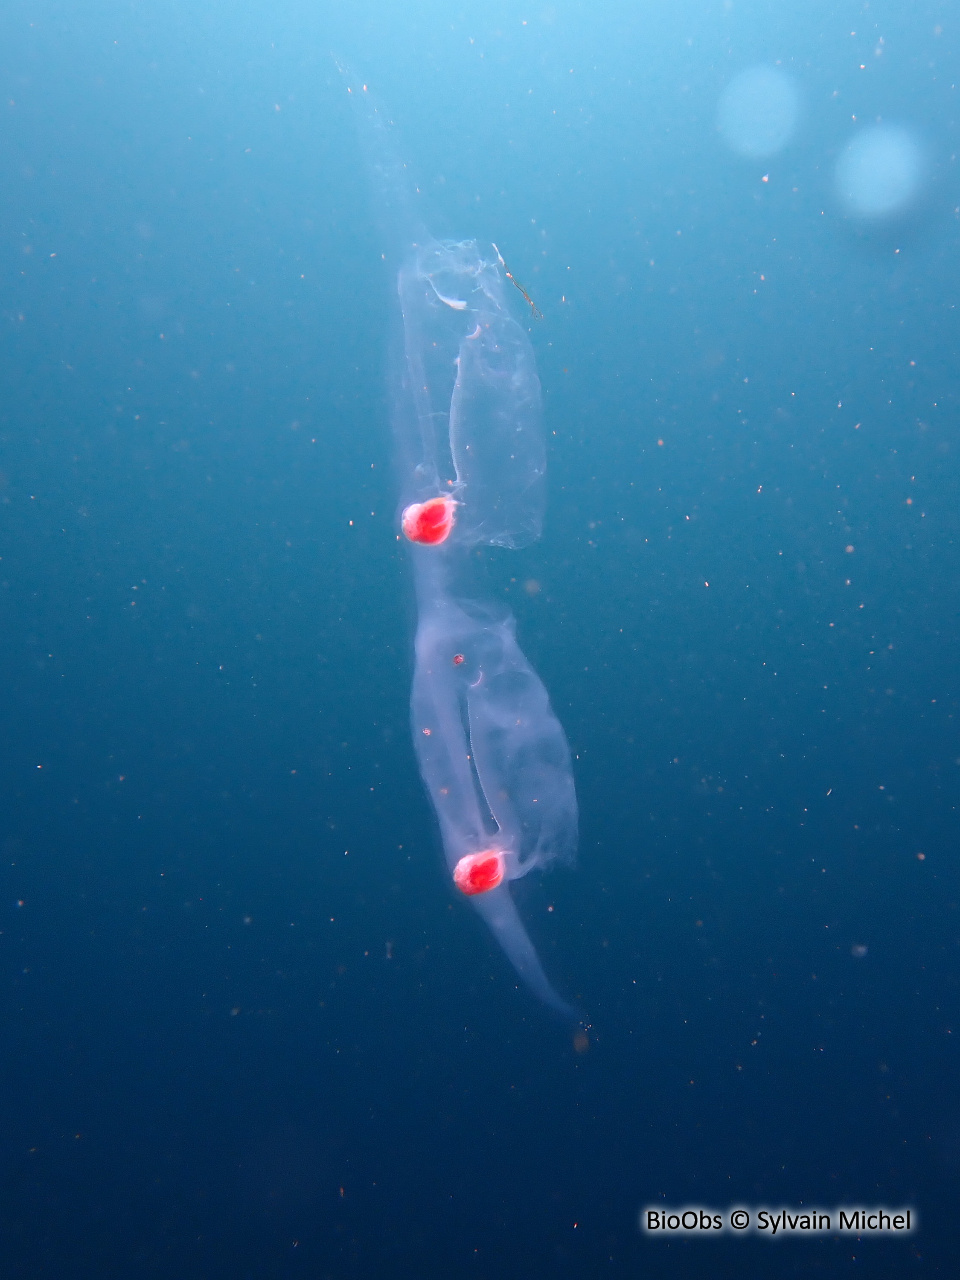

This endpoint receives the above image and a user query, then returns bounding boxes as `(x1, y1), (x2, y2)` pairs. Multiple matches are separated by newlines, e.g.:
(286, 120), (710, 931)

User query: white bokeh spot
(835, 126), (924, 219)
(717, 66), (800, 159)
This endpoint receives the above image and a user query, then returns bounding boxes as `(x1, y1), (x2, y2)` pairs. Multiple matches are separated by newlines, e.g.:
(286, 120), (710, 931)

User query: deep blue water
(1, 1), (959, 1275)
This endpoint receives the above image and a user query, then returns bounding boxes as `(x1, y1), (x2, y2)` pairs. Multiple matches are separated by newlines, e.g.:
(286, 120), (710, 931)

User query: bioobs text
(642, 1207), (915, 1236)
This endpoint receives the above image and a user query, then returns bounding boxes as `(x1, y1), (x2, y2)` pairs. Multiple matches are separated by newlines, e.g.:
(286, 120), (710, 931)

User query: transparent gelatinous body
(411, 556), (577, 882)
(409, 553), (580, 1021)
(395, 240), (545, 551)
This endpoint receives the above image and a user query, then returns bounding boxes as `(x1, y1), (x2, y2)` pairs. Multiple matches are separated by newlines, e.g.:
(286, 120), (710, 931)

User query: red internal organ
(401, 496), (456, 545)
(453, 849), (505, 896)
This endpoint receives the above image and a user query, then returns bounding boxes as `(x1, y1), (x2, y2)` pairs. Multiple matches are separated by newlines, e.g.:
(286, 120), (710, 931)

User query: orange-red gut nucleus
(452, 849), (505, 896)
(401, 495), (456, 545)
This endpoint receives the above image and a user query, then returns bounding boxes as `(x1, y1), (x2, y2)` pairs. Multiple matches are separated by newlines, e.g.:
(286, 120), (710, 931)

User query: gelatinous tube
(339, 65), (584, 1025)
(398, 241), (582, 1025)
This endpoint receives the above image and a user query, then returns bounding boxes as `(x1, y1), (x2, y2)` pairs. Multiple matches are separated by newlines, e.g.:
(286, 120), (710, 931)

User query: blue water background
(0, 0), (958, 1275)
